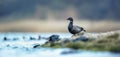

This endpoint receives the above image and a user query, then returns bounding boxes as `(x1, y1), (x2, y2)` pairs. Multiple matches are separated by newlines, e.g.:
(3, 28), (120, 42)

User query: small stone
(73, 36), (88, 42)
(38, 35), (41, 40)
(30, 37), (36, 40)
(3, 37), (10, 41)
(48, 35), (60, 42)
(13, 38), (19, 41)
(63, 39), (72, 43)
(61, 50), (79, 54)
(33, 44), (40, 48)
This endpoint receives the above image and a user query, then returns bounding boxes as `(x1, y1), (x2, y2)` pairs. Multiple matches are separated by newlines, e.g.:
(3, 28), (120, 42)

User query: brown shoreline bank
(0, 19), (120, 32)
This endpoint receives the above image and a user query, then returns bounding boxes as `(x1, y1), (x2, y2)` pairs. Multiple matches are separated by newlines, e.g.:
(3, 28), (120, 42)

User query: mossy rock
(107, 33), (119, 39)
(65, 42), (84, 49)
(41, 31), (120, 52)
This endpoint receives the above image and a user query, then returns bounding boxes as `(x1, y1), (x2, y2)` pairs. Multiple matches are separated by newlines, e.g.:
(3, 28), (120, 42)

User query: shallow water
(0, 33), (120, 57)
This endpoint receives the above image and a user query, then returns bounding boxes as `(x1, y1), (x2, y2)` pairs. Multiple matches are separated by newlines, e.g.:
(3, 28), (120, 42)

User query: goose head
(67, 17), (73, 21)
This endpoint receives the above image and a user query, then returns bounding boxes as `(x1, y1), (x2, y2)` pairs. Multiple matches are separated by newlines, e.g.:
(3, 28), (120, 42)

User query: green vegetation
(40, 32), (120, 52)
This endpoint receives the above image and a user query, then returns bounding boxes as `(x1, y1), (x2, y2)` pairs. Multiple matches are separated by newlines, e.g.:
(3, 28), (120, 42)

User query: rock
(3, 37), (10, 41)
(13, 38), (19, 41)
(3, 37), (7, 41)
(12, 46), (18, 49)
(22, 36), (25, 39)
(33, 44), (41, 48)
(72, 36), (88, 42)
(41, 30), (120, 51)
(63, 38), (72, 43)
(61, 50), (79, 54)
(48, 35), (60, 42)
(6, 44), (10, 47)
(38, 35), (41, 40)
(44, 35), (60, 47)
(61, 38), (72, 47)
(30, 37), (36, 40)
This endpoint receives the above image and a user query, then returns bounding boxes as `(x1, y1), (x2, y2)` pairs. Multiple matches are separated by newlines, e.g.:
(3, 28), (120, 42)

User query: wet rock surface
(33, 44), (41, 48)
(48, 35), (60, 42)
(72, 36), (89, 42)
(3, 37), (10, 41)
(61, 49), (79, 54)
(30, 37), (36, 40)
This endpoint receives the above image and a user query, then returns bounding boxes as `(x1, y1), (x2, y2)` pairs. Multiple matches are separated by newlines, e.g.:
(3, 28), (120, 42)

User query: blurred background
(0, 0), (120, 32)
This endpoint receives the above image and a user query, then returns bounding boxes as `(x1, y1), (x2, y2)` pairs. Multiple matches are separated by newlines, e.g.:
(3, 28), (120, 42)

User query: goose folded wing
(72, 25), (83, 32)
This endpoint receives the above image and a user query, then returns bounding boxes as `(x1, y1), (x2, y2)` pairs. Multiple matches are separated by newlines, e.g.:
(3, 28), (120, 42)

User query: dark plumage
(67, 17), (86, 35)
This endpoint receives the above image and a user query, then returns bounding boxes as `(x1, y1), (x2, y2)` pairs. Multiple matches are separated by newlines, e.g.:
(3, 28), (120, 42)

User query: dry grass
(0, 19), (120, 32)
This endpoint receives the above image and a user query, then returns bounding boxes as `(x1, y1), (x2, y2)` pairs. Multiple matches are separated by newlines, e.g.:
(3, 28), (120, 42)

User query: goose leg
(71, 34), (80, 39)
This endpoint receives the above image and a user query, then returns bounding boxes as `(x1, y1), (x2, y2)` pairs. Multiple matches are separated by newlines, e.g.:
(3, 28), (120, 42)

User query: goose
(67, 17), (86, 36)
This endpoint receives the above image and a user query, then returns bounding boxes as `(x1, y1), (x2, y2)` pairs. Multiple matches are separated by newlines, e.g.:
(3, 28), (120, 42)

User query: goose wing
(72, 25), (83, 33)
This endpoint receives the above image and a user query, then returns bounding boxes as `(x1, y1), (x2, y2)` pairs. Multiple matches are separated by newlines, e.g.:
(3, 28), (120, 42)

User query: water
(0, 33), (120, 57)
